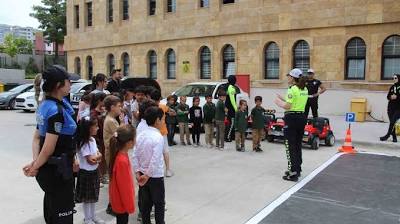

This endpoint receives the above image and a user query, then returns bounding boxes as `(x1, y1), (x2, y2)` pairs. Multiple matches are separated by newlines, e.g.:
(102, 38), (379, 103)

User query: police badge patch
(54, 122), (63, 133)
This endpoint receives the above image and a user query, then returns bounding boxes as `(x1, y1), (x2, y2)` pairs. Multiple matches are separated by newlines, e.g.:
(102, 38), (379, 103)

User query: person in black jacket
(189, 96), (203, 147)
(380, 74), (400, 142)
(106, 69), (122, 94)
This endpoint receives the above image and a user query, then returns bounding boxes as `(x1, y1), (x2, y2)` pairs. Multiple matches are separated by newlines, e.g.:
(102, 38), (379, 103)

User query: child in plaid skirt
(75, 116), (105, 224)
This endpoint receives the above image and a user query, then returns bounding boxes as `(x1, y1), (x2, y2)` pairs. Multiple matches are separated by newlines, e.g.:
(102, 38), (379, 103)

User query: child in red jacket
(109, 125), (136, 224)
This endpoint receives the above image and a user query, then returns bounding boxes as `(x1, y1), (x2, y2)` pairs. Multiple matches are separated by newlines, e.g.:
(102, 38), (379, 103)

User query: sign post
(345, 112), (356, 129)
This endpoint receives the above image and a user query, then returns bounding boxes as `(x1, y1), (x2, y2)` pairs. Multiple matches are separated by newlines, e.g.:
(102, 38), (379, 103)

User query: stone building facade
(65, 0), (400, 118)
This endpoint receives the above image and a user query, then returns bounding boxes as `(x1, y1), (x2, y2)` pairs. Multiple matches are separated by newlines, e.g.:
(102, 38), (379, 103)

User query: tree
(2, 34), (18, 58)
(30, 0), (66, 62)
(15, 38), (34, 54)
(0, 34), (34, 57)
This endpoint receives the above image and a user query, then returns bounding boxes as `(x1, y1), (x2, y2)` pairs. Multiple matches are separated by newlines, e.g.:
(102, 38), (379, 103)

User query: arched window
(346, 37), (366, 80)
(200, 46), (211, 79)
(222, 44), (235, 79)
(166, 49), (176, 79)
(86, 56), (93, 80)
(148, 50), (157, 79)
(122, 53), (130, 76)
(382, 35), (400, 80)
(74, 57), (81, 75)
(265, 42), (280, 79)
(293, 40), (310, 73)
(107, 54), (115, 76)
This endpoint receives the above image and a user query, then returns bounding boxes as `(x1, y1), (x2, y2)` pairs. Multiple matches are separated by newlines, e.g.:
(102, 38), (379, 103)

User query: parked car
(70, 77), (161, 110)
(120, 77), (161, 92)
(69, 80), (93, 110)
(161, 82), (249, 108)
(15, 88), (37, 112)
(0, 84), (33, 109)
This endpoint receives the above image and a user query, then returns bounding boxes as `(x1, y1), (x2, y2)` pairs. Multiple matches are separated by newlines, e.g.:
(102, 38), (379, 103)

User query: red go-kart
(266, 116), (335, 150)
(303, 117), (335, 150)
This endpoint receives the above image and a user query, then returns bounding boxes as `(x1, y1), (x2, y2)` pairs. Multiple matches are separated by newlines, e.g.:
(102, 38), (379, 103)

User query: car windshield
(9, 84), (31, 93)
(174, 85), (216, 97)
(71, 82), (89, 93)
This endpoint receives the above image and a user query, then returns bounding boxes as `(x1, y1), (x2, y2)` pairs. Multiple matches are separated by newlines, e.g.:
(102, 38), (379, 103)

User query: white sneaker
(92, 217), (105, 224)
(166, 169), (174, 177)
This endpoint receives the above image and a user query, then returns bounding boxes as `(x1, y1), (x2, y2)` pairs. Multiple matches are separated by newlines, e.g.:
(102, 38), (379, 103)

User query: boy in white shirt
(133, 106), (165, 224)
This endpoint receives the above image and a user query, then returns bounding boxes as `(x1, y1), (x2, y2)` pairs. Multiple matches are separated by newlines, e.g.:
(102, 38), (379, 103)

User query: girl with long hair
(75, 116), (105, 224)
(109, 125), (137, 224)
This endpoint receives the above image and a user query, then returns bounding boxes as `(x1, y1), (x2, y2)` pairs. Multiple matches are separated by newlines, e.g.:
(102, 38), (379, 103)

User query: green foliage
(0, 34), (33, 57)
(15, 38), (33, 54)
(2, 34), (18, 58)
(30, 0), (66, 57)
(25, 58), (40, 78)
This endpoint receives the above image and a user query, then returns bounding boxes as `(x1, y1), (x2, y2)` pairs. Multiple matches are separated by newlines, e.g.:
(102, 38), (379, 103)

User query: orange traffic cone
(339, 128), (356, 153)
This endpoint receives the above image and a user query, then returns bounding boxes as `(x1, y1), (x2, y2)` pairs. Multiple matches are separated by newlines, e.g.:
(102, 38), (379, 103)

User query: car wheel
(311, 136), (320, 150)
(9, 99), (16, 110)
(266, 135), (274, 142)
(23, 109), (31, 112)
(325, 134), (335, 146)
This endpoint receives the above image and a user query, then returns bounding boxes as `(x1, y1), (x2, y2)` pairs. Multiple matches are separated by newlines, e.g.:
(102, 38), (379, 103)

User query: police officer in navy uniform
(23, 65), (80, 224)
(305, 69), (326, 118)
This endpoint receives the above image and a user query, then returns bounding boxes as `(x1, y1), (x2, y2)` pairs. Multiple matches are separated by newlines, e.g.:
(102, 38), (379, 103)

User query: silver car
(162, 82), (249, 108)
(0, 84), (33, 109)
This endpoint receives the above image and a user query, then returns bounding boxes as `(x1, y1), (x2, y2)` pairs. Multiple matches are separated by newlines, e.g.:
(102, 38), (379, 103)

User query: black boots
(380, 135), (389, 141)
(380, 134), (397, 142)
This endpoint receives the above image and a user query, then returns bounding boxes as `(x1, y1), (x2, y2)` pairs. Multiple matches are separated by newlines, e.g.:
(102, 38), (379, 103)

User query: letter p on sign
(346, 113), (356, 123)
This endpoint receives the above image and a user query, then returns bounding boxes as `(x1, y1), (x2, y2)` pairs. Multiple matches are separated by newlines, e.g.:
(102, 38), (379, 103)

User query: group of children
(74, 83), (170, 224)
(164, 90), (267, 152)
(73, 78), (268, 223)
